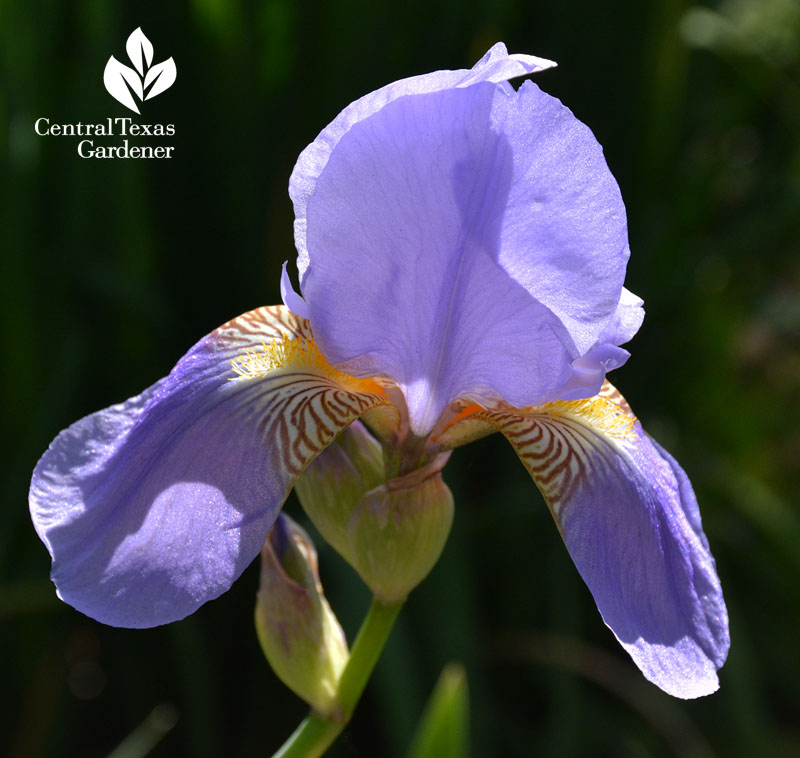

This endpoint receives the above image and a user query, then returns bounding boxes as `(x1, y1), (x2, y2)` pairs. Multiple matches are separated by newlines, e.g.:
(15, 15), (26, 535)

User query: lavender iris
(29, 43), (728, 700)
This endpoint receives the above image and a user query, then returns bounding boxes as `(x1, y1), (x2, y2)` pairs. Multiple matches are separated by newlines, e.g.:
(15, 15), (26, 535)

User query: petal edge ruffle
(290, 42), (555, 281)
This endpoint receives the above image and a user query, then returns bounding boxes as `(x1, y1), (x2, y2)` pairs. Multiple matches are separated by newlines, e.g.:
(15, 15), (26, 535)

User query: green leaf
(406, 663), (469, 758)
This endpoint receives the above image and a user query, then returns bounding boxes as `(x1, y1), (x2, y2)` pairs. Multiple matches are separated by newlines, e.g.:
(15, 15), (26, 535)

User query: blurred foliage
(2, 0), (800, 756)
(406, 663), (469, 758)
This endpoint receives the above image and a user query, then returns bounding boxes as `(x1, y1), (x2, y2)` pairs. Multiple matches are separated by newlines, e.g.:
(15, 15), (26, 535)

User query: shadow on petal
(30, 307), (389, 628)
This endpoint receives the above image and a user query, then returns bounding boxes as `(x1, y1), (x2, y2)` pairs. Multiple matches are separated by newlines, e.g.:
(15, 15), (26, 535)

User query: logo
(33, 27), (177, 159)
(103, 28), (176, 115)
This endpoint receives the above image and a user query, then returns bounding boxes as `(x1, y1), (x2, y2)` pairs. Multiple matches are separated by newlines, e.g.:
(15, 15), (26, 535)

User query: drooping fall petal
(475, 383), (729, 698)
(29, 307), (391, 628)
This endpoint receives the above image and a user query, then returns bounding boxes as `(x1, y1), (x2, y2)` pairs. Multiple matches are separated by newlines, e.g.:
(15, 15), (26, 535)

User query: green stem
(272, 598), (404, 758)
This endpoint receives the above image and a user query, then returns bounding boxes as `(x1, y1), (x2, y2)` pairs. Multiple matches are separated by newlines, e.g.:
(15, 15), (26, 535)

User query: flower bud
(254, 513), (349, 716)
(346, 456), (454, 603)
(294, 420), (386, 561)
(296, 423), (454, 604)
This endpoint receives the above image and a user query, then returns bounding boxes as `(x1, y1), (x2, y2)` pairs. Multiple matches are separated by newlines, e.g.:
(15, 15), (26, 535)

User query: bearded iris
(30, 44), (728, 700)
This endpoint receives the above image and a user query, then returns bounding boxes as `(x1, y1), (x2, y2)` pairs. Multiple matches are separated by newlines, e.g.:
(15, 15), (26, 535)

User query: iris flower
(30, 44), (728, 699)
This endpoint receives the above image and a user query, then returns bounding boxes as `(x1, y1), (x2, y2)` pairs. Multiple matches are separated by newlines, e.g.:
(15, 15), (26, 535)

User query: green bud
(254, 514), (349, 716)
(347, 456), (454, 603)
(296, 422), (454, 604)
(294, 420), (386, 561)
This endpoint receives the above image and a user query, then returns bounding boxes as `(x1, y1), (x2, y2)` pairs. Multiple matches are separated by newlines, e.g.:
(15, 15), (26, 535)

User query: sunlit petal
(290, 42), (555, 278)
(475, 382), (729, 698)
(291, 49), (629, 434)
(30, 307), (391, 628)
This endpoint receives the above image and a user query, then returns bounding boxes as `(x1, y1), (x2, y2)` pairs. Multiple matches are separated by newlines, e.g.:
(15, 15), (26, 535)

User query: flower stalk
(273, 597), (404, 758)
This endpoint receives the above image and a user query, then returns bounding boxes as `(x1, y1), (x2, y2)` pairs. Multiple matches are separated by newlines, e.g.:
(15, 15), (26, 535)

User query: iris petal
(490, 80), (630, 354)
(475, 382), (729, 698)
(290, 42), (555, 279)
(280, 261), (310, 319)
(293, 50), (630, 433)
(599, 287), (645, 347)
(554, 288), (644, 401)
(29, 306), (390, 627)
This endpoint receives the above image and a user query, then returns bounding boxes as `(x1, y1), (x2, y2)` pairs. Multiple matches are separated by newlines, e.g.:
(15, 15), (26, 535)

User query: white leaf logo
(126, 27), (153, 76)
(103, 28), (176, 114)
(144, 59), (177, 100)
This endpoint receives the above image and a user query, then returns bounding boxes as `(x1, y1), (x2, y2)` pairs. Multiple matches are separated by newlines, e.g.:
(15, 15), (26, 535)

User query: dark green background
(3, 0), (799, 755)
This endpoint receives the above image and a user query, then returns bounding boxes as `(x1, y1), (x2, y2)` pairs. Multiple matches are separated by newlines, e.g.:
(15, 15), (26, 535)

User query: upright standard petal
(473, 383), (729, 698)
(600, 287), (645, 348)
(295, 70), (629, 434)
(555, 288), (644, 401)
(290, 42), (555, 277)
(30, 307), (391, 628)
